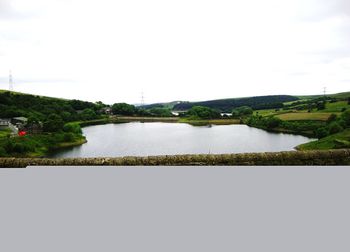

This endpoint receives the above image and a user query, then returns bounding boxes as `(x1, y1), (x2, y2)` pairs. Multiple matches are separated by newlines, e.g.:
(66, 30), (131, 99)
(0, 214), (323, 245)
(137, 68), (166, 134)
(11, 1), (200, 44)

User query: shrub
(340, 110), (350, 126)
(63, 132), (75, 142)
(327, 114), (337, 123)
(80, 108), (97, 120)
(187, 106), (221, 119)
(231, 110), (240, 118)
(232, 106), (253, 118)
(315, 127), (329, 139)
(4, 140), (15, 153)
(317, 102), (326, 110)
(266, 117), (282, 129)
(328, 122), (343, 134)
(148, 107), (173, 117)
(111, 103), (136, 116)
(63, 123), (82, 134)
(0, 146), (7, 156)
(43, 114), (64, 132)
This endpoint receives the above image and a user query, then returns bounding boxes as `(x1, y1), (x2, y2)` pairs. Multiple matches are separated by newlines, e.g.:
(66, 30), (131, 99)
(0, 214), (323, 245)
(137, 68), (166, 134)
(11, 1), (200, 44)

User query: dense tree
(328, 122), (343, 134)
(231, 106), (253, 118)
(43, 114), (64, 132)
(340, 110), (350, 126)
(186, 106), (221, 119)
(173, 95), (298, 112)
(327, 114), (337, 123)
(148, 107), (173, 117)
(0, 91), (102, 123)
(27, 115), (40, 126)
(111, 103), (136, 116)
(80, 108), (97, 120)
(315, 127), (329, 139)
(317, 101), (326, 110)
(63, 123), (82, 134)
(60, 111), (72, 122)
(69, 99), (96, 110)
(265, 117), (282, 129)
(136, 108), (152, 116)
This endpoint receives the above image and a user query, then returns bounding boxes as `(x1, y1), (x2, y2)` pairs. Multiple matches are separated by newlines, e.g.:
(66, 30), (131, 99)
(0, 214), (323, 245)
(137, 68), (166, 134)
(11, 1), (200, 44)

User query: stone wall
(1, 149), (350, 168)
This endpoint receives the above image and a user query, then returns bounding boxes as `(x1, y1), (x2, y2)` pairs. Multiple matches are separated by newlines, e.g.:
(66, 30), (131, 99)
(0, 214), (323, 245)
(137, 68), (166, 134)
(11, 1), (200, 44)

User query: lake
(48, 122), (313, 158)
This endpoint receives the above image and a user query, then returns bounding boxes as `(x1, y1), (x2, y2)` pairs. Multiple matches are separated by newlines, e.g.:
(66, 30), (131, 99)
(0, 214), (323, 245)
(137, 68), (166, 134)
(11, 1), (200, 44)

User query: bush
(266, 117), (282, 129)
(231, 110), (240, 118)
(327, 114), (337, 123)
(231, 106), (253, 118)
(148, 107), (173, 117)
(315, 127), (329, 139)
(80, 108), (97, 120)
(0, 146), (7, 156)
(328, 122), (343, 134)
(340, 110), (350, 126)
(63, 132), (75, 142)
(4, 139), (35, 154)
(43, 114), (64, 132)
(186, 106), (221, 119)
(63, 123), (82, 134)
(111, 103), (136, 116)
(317, 102), (326, 110)
(4, 140), (15, 153)
(137, 108), (152, 116)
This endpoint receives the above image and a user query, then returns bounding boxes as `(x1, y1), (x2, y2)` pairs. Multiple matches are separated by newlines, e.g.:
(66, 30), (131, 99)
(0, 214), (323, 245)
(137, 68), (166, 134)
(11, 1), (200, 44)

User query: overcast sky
(0, 0), (349, 104)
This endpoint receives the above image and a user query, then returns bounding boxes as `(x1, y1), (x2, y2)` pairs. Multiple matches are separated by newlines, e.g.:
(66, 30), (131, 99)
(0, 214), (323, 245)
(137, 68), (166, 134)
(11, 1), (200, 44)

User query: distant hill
(329, 92), (350, 100)
(297, 92), (350, 100)
(139, 101), (184, 110)
(172, 95), (300, 112)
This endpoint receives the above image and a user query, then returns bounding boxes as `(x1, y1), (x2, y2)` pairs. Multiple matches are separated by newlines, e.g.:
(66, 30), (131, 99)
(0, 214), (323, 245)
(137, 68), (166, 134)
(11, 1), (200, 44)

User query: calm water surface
(49, 122), (313, 157)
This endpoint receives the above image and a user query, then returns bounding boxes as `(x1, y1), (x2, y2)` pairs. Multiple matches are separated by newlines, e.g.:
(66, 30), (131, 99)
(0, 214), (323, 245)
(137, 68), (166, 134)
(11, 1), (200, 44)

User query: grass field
(323, 101), (350, 112)
(297, 91), (350, 100)
(297, 129), (350, 150)
(0, 128), (12, 138)
(275, 112), (333, 121)
(283, 99), (309, 105)
(329, 92), (350, 100)
(255, 109), (292, 117)
(179, 118), (240, 126)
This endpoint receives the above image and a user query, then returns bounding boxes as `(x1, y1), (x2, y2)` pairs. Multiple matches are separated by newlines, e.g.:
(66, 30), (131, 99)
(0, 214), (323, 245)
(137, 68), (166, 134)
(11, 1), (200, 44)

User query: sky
(0, 0), (349, 104)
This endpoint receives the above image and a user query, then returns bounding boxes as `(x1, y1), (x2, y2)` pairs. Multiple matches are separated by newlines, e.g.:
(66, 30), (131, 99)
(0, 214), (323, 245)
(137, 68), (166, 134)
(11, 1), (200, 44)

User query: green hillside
(0, 89), (105, 122)
(172, 95), (299, 112)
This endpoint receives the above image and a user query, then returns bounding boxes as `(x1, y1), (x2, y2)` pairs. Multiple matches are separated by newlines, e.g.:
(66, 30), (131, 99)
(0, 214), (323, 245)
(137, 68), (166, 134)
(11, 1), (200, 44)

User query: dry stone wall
(0, 149), (350, 168)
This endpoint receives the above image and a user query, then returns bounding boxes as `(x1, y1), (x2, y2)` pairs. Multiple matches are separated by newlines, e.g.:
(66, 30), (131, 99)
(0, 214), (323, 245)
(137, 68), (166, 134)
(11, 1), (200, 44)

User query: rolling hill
(172, 95), (299, 112)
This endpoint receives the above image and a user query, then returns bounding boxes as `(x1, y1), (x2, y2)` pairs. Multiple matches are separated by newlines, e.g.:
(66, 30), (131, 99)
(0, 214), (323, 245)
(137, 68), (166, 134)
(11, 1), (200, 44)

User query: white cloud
(0, 0), (349, 104)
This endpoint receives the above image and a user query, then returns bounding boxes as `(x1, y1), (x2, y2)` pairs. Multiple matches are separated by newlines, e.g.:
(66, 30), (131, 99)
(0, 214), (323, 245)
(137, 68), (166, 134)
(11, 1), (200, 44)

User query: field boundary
(1, 149), (349, 167)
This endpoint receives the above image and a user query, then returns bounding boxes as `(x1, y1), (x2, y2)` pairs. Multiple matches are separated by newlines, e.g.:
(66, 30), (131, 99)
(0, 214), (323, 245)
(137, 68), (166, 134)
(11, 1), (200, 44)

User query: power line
(141, 91), (145, 106)
(9, 70), (13, 91)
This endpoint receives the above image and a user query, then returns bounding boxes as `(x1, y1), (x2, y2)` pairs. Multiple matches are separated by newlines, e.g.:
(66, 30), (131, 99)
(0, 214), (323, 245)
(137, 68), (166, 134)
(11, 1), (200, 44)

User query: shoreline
(40, 117), (316, 158)
(0, 117), (324, 158)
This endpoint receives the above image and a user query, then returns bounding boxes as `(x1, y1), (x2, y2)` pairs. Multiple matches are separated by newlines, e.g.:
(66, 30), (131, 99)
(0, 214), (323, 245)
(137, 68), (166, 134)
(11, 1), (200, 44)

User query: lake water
(48, 122), (313, 158)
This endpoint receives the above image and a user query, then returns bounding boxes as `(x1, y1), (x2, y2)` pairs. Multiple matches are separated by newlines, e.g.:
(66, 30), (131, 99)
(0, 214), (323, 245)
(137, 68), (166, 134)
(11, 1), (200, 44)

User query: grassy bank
(297, 129), (350, 150)
(73, 116), (241, 127)
(114, 116), (179, 123)
(0, 128), (12, 138)
(275, 112), (335, 121)
(0, 132), (86, 157)
(179, 118), (241, 126)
